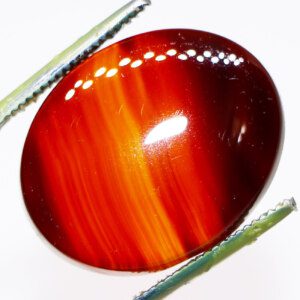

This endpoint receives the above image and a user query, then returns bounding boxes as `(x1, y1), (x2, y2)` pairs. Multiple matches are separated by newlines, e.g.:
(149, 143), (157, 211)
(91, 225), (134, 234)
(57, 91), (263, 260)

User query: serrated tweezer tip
(0, 0), (152, 127)
(136, 198), (297, 300)
(288, 197), (297, 210)
(139, 0), (151, 5)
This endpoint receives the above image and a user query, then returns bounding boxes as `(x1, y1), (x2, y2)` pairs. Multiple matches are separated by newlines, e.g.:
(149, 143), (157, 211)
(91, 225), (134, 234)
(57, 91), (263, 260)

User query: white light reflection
(204, 50), (212, 58)
(234, 59), (241, 66)
(74, 80), (83, 88)
(106, 68), (118, 77)
(224, 58), (230, 65)
(229, 54), (237, 62)
(218, 52), (225, 59)
(178, 54), (188, 60)
(197, 55), (204, 62)
(65, 89), (75, 101)
(119, 57), (131, 66)
(131, 60), (143, 68)
(166, 49), (177, 56)
(82, 80), (93, 89)
(95, 67), (106, 77)
(186, 49), (196, 57)
(156, 55), (167, 61)
(211, 56), (219, 64)
(144, 51), (155, 59)
(144, 116), (188, 145)
(237, 124), (247, 143)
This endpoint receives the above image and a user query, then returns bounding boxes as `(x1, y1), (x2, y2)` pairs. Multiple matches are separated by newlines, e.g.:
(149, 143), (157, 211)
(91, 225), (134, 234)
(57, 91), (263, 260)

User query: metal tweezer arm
(0, 0), (151, 127)
(136, 199), (296, 300)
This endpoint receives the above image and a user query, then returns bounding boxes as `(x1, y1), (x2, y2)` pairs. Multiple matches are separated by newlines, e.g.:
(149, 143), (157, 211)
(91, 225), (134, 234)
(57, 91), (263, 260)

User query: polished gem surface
(21, 29), (282, 272)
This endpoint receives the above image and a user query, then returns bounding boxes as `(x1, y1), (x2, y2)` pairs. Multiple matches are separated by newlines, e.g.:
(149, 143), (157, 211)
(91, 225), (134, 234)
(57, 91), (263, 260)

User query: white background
(0, 0), (299, 299)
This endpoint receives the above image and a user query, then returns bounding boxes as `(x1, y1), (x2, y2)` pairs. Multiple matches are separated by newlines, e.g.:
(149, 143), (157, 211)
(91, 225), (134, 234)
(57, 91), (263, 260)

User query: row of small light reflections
(65, 49), (244, 101)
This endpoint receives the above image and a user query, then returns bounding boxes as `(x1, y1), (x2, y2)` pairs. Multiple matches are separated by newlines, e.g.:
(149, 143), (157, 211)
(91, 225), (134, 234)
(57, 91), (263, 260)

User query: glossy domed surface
(21, 29), (282, 271)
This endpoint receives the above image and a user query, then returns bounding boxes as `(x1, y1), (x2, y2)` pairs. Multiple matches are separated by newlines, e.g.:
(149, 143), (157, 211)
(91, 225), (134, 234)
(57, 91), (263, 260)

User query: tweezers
(0, 1), (296, 299)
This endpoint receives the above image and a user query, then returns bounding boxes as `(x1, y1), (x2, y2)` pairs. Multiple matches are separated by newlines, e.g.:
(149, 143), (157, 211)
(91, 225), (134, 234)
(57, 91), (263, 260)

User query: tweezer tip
(135, 0), (152, 7)
(288, 197), (297, 211)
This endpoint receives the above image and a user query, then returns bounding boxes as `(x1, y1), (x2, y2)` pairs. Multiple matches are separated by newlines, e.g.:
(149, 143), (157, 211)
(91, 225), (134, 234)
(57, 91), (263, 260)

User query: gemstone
(21, 29), (283, 272)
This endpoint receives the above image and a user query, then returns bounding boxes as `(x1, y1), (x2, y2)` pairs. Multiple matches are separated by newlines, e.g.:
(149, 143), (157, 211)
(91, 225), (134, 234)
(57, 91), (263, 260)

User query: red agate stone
(21, 29), (282, 272)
